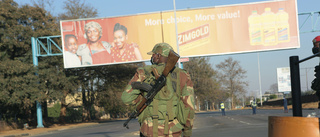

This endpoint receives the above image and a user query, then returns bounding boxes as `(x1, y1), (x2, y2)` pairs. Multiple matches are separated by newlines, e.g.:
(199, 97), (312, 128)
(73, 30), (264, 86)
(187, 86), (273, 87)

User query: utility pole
(257, 52), (263, 106)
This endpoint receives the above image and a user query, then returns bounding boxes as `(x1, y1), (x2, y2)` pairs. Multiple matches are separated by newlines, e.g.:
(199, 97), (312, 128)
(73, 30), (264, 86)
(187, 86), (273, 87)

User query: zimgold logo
(178, 24), (210, 46)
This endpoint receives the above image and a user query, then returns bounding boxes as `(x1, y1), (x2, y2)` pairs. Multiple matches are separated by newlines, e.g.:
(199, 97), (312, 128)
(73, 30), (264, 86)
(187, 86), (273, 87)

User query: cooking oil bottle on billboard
(276, 8), (290, 43)
(261, 8), (277, 46)
(248, 10), (262, 45)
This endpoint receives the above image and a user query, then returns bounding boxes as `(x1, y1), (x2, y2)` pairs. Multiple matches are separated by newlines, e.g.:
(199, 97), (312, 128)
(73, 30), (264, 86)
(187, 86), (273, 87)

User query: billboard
(60, 0), (299, 68)
(277, 67), (291, 92)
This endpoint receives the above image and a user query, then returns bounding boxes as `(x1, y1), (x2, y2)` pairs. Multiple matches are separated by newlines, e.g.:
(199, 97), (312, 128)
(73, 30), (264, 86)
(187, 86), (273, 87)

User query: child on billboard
(64, 34), (81, 68)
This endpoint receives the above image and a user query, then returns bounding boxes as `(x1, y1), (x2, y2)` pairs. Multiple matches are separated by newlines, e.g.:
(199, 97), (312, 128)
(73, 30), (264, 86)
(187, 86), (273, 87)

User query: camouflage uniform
(121, 43), (195, 137)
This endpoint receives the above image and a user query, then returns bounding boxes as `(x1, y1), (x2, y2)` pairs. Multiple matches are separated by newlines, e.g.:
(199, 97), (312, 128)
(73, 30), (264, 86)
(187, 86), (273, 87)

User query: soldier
(312, 35), (320, 55)
(312, 36), (320, 113)
(121, 43), (195, 137)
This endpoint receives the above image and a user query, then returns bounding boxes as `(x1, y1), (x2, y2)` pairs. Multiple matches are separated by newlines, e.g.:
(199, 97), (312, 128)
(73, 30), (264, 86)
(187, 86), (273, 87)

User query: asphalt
(0, 105), (316, 137)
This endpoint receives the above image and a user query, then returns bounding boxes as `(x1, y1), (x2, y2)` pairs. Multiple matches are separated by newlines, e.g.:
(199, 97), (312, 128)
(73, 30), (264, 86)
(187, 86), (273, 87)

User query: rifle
(123, 50), (180, 129)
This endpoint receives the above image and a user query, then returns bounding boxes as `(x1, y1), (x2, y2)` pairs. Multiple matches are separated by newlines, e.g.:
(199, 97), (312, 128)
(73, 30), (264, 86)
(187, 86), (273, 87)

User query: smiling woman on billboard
(77, 21), (113, 65)
(111, 23), (143, 62)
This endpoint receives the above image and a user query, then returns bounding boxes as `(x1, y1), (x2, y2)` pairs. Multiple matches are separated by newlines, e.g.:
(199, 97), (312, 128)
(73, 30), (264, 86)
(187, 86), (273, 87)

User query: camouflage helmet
(147, 43), (173, 57)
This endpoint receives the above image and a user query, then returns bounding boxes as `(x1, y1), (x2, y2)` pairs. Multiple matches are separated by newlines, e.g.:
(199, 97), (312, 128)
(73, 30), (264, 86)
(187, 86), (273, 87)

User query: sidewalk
(0, 122), (98, 137)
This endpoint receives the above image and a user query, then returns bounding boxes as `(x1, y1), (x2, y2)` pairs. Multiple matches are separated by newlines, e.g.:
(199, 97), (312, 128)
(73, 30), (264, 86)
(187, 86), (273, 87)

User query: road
(32, 109), (317, 137)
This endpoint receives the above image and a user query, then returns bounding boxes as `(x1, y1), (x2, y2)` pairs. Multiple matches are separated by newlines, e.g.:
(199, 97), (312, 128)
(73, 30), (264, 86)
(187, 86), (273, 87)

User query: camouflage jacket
(121, 63), (195, 137)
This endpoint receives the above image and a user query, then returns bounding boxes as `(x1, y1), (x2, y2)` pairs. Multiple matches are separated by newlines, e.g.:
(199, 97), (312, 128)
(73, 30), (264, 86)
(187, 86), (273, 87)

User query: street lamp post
(257, 52), (263, 106)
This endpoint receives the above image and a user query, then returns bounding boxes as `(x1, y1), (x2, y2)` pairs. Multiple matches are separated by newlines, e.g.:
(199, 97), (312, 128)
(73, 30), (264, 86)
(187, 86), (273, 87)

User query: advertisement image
(61, 0), (299, 68)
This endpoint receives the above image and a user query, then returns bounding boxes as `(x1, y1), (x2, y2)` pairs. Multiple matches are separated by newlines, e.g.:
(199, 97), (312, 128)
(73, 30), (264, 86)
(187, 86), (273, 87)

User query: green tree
(31, 0), (55, 15)
(184, 57), (223, 111)
(38, 62), (79, 124)
(269, 83), (278, 94)
(0, 0), (59, 124)
(58, 0), (98, 20)
(216, 57), (248, 109)
(95, 64), (139, 118)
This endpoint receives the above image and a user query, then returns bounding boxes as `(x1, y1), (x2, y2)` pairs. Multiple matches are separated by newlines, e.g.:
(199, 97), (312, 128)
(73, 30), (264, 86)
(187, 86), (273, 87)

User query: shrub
(48, 103), (61, 118)
(269, 94), (277, 99)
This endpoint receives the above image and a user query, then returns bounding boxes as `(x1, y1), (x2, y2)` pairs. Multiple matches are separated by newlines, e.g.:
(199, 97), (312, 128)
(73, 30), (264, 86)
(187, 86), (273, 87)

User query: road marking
(58, 128), (68, 131)
(239, 121), (251, 125)
(133, 131), (140, 135)
(225, 116), (251, 125)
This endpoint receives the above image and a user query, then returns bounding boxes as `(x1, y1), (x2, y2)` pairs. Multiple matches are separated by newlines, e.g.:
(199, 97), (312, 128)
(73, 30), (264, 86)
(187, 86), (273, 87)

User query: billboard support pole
(31, 37), (44, 128)
(290, 56), (302, 117)
(173, 0), (182, 68)
(31, 36), (62, 128)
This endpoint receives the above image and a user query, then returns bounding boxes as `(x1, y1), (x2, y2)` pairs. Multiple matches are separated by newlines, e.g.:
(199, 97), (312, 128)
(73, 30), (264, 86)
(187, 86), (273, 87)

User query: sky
(14, 0), (320, 97)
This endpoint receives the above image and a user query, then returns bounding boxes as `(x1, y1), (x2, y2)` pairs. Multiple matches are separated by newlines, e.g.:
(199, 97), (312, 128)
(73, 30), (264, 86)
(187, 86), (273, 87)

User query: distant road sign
(277, 67), (291, 92)
(180, 57), (189, 62)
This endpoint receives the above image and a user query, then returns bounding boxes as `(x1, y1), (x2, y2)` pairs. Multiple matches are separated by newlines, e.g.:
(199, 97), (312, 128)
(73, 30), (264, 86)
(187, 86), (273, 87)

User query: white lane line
(239, 121), (251, 125)
(225, 116), (251, 125)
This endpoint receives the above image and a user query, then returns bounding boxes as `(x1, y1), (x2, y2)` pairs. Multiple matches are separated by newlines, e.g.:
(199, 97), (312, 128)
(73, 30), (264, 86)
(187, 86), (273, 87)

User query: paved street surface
(31, 109), (317, 137)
